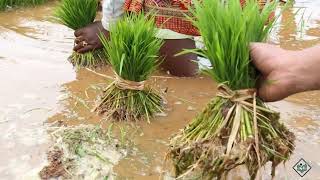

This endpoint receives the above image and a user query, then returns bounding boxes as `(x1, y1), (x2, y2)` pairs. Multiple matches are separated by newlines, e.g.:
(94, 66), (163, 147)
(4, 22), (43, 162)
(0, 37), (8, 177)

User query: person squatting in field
(74, 0), (269, 77)
(74, 0), (200, 77)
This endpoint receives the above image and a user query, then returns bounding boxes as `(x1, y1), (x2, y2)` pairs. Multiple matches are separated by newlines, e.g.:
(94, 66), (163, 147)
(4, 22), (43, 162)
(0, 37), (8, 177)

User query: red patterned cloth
(124, 0), (200, 36)
(123, 0), (271, 36)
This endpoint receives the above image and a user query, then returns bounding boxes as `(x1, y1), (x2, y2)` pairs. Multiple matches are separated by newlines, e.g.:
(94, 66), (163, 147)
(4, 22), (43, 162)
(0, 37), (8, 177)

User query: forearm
(101, 0), (126, 31)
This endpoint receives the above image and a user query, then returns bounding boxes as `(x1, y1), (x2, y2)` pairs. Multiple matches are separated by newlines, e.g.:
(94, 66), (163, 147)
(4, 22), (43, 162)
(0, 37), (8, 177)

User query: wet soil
(39, 148), (67, 180)
(1, 0), (320, 179)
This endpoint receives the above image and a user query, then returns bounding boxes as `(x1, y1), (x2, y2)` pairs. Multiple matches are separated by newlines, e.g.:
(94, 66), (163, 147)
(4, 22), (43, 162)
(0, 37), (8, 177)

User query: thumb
(250, 43), (280, 75)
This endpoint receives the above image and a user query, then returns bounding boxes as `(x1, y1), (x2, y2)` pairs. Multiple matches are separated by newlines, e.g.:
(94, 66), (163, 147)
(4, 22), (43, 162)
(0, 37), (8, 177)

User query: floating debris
(40, 124), (131, 179)
(174, 101), (182, 105)
(156, 112), (168, 117)
(187, 106), (196, 111)
(39, 148), (67, 179)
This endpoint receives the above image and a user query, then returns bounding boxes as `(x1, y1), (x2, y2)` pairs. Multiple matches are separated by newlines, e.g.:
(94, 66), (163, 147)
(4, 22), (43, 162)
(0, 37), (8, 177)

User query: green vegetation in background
(168, 0), (295, 179)
(54, 0), (106, 69)
(96, 13), (164, 122)
(0, 0), (47, 11)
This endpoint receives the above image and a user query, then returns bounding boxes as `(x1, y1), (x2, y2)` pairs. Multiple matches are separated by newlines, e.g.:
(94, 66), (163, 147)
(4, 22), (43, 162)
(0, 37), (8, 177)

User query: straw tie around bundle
(92, 72), (147, 112)
(216, 84), (261, 176)
(216, 84), (256, 102)
(114, 74), (146, 91)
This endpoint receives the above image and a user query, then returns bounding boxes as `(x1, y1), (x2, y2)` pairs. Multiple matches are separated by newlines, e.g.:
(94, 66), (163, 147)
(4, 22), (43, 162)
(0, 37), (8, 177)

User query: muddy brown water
(0, 1), (320, 179)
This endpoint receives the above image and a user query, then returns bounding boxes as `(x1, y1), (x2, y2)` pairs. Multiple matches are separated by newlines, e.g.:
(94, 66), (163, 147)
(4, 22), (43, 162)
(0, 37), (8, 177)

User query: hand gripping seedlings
(94, 14), (165, 122)
(167, 0), (295, 179)
(54, 0), (106, 69)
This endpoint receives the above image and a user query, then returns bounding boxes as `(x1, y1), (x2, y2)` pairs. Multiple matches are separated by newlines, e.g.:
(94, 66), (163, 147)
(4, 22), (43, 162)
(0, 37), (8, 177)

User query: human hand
(74, 21), (109, 53)
(250, 43), (320, 102)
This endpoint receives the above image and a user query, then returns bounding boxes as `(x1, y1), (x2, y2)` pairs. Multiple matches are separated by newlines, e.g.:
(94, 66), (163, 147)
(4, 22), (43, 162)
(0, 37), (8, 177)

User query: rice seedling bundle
(95, 13), (164, 122)
(0, 0), (47, 11)
(168, 0), (295, 179)
(54, 0), (106, 69)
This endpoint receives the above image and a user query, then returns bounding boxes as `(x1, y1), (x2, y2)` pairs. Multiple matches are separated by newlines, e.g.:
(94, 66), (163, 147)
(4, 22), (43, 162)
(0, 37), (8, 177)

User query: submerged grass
(168, 0), (295, 179)
(95, 13), (164, 122)
(0, 0), (47, 11)
(54, 0), (107, 69)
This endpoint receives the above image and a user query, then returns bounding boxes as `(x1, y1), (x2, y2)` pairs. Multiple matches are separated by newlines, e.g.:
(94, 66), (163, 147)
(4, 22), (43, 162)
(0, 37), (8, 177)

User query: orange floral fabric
(123, 0), (271, 36)
(124, 0), (199, 36)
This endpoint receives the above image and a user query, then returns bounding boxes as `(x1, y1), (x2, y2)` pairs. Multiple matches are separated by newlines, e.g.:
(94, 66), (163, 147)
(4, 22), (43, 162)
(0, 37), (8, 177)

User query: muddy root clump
(94, 83), (164, 122)
(39, 148), (68, 179)
(168, 93), (295, 179)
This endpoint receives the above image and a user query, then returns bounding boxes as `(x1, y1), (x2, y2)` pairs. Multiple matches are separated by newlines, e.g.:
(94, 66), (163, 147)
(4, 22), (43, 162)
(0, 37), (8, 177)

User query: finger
(97, 30), (110, 40)
(73, 43), (83, 52)
(74, 36), (85, 44)
(74, 28), (84, 37)
(77, 44), (95, 53)
(73, 41), (90, 51)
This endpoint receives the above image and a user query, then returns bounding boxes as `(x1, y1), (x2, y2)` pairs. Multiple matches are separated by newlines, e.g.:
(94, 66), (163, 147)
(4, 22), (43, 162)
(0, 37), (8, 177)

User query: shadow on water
(0, 0), (320, 179)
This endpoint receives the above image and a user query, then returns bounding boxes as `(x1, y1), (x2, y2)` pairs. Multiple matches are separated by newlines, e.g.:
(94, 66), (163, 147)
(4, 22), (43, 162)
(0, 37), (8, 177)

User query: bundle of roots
(69, 49), (106, 69)
(168, 85), (295, 179)
(94, 76), (164, 122)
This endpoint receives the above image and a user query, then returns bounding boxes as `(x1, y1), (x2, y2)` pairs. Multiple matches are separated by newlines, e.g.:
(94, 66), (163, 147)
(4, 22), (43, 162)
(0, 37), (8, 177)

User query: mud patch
(39, 148), (67, 179)
(39, 124), (132, 179)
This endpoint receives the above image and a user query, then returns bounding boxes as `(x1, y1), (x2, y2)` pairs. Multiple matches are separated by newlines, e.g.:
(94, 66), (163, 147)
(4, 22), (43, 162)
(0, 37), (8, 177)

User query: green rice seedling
(95, 13), (164, 122)
(54, 0), (107, 69)
(0, 0), (47, 11)
(0, 0), (8, 11)
(168, 0), (295, 179)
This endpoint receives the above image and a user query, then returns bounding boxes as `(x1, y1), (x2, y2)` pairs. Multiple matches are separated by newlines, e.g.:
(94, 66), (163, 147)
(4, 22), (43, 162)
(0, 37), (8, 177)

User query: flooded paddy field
(0, 0), (320, 179)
